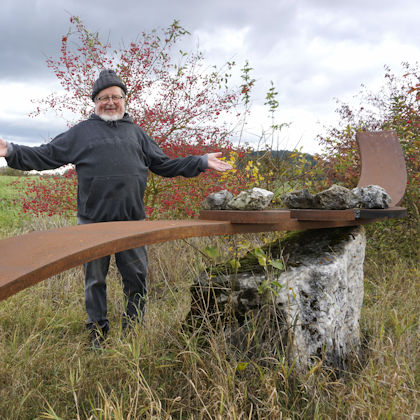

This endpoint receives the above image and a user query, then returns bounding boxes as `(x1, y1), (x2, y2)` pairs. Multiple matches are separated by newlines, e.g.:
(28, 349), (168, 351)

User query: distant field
(0, 176), (29, 232)
(0, 175), (20, 199)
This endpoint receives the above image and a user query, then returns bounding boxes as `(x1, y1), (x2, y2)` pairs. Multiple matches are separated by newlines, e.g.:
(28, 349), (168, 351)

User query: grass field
(0, 176), (418, 419)
(0, 176), (31, 234)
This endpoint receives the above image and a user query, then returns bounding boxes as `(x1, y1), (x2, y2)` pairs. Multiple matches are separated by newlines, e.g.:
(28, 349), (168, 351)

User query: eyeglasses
(95, 95), (125, 103)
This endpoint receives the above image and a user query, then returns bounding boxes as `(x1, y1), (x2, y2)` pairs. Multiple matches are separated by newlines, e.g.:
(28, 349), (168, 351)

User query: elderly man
(0, 69), (232, 348)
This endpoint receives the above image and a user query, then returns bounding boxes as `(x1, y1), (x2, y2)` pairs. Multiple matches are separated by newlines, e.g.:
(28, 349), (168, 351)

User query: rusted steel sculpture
(0, 131), (407, 302)
(356, 131), (407, 206)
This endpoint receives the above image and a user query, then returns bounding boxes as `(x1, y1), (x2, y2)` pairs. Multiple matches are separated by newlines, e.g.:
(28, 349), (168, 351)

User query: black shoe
(121, 316), (134, 333)
(122, 308), (145, 333)
(89, 328), (105, 349)
(87, 321), (109, 349)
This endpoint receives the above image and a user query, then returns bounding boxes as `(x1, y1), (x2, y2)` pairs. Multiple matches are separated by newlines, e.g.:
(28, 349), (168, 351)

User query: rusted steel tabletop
(289, 207), (407, 221)
(199, 209), (292, 223)
(199, 207), (407, 222)
(0, 217), (376, 302)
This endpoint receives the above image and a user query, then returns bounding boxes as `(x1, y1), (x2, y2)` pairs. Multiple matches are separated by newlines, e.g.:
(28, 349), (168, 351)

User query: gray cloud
(1, 0), (419, 152)
(0, 116), (68, 146)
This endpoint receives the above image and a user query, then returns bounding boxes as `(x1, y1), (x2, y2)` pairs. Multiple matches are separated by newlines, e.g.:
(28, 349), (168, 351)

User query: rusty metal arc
(0, 217), (383, 302)
(356, 130), (407, 206)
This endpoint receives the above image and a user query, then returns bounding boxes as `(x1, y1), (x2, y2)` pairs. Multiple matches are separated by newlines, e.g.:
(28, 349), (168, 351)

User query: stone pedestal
(187, 226), (366, 370)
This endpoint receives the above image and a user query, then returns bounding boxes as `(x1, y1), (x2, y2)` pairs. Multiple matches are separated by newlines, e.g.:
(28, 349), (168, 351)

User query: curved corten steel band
(356, 131), (407, 206)
(0, 218), (380, 301)
(0, 131), (407, 302)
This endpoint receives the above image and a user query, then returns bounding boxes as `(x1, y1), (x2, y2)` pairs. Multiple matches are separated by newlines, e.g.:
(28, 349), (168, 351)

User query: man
(0, 69), (232, 348)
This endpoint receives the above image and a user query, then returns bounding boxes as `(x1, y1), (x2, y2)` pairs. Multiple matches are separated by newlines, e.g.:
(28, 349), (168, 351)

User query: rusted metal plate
(0, 218), (374, 302)
(356, 131), (407, 206)
(0, 220), (230, 301)
(356, 207), (407, 219)
(289, 207), (407, 221)
(289, 209), (357, 221)
(199, 209), (292, 223)
(201, 207), (407, 222)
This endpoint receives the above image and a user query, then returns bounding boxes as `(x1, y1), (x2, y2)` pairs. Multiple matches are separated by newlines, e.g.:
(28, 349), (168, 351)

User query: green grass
(0, 178), (418, 419)
(0, 176), (30, 232)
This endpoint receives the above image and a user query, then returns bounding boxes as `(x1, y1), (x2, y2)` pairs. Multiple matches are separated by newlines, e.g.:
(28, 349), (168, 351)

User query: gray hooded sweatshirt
(6, 113), (207, 221)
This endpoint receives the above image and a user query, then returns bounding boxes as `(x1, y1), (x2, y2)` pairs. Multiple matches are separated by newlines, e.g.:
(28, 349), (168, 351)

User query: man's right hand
(0, 138), (7, 157)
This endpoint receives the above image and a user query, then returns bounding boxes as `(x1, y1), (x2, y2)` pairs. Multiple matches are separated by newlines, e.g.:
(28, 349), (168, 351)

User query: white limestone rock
(313, 185), (359, 210)
(281, 189), (316, 209)
(227, 187), (274, 210)
(189, 226), (366, 370)
(201, 190), (234, 210)
(351, 185), (392, 208)
(274, 227), (366, 368)
(281, 184), (392, 210)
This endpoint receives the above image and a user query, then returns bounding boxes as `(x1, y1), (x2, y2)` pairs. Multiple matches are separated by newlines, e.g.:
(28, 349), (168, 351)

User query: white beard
(98, 112), (124, 122)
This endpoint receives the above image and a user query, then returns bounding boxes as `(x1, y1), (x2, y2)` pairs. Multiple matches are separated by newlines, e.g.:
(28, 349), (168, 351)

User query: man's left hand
(207, 152), (233, 172)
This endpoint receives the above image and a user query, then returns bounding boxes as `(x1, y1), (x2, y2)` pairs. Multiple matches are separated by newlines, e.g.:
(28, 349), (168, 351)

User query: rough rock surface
(351, 185), (392, 208)
(281, 184), (391, 210)
(313, 184), (359, 210)
(227, 187), (274, 210)
(201, 190), (234, 210)
(188, 226), (366, 369)
(280, 188), (316, 209)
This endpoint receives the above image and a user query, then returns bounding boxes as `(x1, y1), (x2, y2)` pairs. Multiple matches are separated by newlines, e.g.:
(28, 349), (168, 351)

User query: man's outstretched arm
(206, 152), (233, 172)
(0, 138), (8, 158)
(0, 134), (74, 172)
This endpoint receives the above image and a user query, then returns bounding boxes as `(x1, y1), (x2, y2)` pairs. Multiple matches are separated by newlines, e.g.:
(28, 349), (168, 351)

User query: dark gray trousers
(78, 217), (148, 331)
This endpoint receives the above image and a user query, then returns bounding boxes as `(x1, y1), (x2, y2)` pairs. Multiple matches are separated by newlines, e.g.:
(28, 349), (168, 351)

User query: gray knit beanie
(92, 69), (127, 101)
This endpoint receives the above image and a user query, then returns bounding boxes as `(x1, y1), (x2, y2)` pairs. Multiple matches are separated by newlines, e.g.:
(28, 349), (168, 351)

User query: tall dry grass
(0, 216), (418, 419)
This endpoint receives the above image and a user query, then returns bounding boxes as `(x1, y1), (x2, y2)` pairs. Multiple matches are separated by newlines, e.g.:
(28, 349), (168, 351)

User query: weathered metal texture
(199, 209), (292, 223)
(356, 130), (407, 206)
(290, 207), (407, 221)
(200, 207), (407, 222)
(0, 218), (375, 302)
(200, 208), (361, 222)
(355, 207), (407, 219)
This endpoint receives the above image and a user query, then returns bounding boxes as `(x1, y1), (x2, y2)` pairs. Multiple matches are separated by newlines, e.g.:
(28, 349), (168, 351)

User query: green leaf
(269, 259), (284, 270)
(236, 362), (249, 371)
(253, 247), (266, 258)
(270, 281), (283, 289)
(204, 245), (219, 260)
(257, 280), (268, 294)
(257, 256), (267, 267)
(229, 259), (241, 270)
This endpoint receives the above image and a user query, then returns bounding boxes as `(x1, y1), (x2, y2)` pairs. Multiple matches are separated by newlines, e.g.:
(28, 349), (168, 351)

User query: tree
(316, 62), (419, 259)
(25, 16), (263, 219)
(317, 62), (419, 210)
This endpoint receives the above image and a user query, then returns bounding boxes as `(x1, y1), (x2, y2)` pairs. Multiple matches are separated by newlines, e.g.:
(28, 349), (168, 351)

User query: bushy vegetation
(0, 18), (418, 419)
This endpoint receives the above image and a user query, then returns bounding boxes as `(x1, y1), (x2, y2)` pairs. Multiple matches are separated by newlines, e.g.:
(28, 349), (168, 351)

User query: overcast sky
(1, 0), (419, 167)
